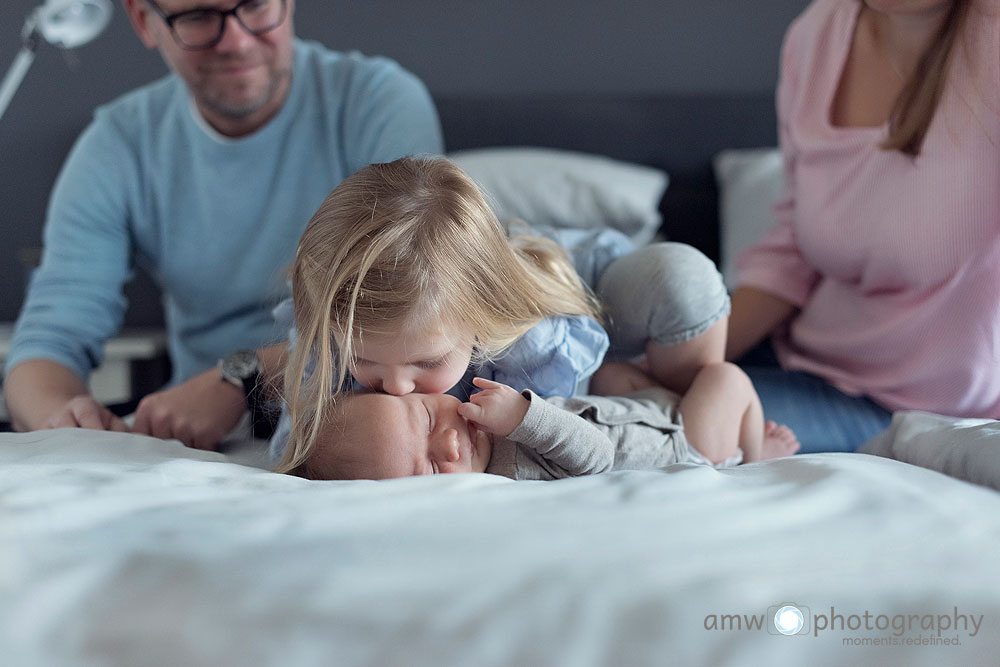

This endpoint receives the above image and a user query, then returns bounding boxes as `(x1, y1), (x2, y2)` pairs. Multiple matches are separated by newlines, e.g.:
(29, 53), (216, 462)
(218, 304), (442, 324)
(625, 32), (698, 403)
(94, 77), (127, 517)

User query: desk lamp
(0, 0), (112, 123)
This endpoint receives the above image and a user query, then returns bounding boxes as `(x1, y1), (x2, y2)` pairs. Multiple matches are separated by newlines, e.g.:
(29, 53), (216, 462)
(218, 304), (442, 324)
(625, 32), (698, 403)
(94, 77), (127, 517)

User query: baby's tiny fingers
(468, 390), (488, 405)
(458, 402), (482, 420)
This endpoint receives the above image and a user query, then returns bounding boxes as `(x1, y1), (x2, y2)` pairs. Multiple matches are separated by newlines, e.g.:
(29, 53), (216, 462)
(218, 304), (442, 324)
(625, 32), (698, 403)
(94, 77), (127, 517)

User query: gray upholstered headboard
(435, 93), (778, 264)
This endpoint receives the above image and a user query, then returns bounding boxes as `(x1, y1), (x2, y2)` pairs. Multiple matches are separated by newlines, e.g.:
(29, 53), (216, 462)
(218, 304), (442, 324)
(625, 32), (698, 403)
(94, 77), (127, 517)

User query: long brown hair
(275, 156), (600, 473)
(881, 0), (973, 156)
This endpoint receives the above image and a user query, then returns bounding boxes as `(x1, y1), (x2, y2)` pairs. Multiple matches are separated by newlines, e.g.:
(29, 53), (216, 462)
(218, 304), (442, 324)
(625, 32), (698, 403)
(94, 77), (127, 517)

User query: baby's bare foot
(760, 420), (800, 460)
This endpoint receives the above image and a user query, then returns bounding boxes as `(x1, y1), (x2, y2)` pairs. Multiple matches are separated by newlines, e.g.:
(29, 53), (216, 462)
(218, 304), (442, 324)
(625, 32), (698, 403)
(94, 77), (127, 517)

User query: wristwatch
(219, 349), (262, 397)
(219, 349), (278, 439)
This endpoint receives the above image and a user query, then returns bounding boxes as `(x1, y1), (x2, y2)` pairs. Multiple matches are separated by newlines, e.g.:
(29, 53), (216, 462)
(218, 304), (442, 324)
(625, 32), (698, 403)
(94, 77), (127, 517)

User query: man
(3, 0), (443, 448)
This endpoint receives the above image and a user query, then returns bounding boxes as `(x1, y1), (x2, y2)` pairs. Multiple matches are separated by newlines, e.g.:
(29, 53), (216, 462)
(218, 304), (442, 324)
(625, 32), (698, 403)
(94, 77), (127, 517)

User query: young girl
(290, 371), (800, 481)
(272, 156), (733, 473)
(273, 156), (611, 472)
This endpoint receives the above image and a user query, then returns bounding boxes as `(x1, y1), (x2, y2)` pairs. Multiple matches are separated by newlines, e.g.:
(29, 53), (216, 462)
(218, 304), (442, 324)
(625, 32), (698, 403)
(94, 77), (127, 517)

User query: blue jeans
(738, 344), (893, 454)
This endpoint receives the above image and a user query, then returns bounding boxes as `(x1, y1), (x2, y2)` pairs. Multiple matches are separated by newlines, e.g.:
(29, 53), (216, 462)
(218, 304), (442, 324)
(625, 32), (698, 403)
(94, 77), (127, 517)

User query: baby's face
(340, 326), (473, 396)
(314, 392), (493, 480)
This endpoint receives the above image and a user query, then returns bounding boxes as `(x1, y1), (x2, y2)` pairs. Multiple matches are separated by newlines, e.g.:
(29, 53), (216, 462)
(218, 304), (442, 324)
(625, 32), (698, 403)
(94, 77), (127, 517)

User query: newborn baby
(294, 376), (798, 480)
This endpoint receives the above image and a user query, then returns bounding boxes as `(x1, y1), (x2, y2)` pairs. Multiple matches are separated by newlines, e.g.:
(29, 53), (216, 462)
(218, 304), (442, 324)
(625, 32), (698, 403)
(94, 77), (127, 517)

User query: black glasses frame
(145, 0), (288, 50)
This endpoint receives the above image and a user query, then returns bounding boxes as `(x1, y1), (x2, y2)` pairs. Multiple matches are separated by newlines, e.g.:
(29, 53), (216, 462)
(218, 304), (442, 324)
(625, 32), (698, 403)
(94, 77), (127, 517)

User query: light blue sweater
(6, 40), (443, 385)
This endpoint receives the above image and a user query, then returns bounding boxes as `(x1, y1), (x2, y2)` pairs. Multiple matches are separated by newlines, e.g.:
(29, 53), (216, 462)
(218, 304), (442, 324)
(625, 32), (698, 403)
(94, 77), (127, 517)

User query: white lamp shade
(34, 0), (113, 49)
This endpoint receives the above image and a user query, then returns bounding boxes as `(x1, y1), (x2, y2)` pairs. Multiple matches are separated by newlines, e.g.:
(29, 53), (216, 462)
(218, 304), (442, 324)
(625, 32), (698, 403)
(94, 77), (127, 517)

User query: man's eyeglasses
(146, 0), (287, 50)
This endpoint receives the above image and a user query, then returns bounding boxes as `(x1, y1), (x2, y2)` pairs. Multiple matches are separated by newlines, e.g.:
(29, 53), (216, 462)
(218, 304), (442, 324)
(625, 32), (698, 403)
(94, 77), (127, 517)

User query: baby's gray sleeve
(506, 391), (615, 476)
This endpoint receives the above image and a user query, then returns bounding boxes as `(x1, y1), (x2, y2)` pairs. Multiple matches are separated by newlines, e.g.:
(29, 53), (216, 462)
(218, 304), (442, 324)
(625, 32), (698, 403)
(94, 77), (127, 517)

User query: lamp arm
(1, 1), (114, 125)
(0, 45), (38, 125)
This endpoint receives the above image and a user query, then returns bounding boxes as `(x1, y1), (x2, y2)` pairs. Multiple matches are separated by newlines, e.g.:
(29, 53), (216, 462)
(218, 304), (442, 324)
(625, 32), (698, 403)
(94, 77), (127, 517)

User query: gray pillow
(860, 411), (1000, 492)
(449, 147), (668, 245)
(713, 147), (784, 288)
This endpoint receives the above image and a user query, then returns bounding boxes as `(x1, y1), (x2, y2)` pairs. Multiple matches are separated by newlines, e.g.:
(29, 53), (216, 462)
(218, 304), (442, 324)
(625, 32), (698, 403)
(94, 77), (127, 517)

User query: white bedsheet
(2, 428), (999, 666)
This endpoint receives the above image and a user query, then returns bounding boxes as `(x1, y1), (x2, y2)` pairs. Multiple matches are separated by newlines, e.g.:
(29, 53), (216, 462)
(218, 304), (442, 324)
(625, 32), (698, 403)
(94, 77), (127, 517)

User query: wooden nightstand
(0, 325), (170, 422)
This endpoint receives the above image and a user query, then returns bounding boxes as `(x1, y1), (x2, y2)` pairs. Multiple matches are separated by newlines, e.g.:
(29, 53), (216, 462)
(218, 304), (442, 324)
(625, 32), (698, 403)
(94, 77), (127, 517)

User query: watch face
(223, 350), (261, 380)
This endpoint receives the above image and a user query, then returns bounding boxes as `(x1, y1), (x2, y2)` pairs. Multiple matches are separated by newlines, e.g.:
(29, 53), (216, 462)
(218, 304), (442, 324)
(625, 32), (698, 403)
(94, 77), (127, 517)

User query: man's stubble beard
(198, 65), (293, 120)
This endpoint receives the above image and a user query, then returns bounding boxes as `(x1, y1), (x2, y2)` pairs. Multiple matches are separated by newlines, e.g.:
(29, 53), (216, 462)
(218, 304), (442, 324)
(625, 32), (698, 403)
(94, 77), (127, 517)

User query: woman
(727, 0), (999, 452)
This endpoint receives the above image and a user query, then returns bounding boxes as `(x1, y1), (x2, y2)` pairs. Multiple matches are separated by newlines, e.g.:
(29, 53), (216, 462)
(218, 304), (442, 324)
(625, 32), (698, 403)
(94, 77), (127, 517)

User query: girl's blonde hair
(275, 156), (600, 473)
(881, 0), (973, 156)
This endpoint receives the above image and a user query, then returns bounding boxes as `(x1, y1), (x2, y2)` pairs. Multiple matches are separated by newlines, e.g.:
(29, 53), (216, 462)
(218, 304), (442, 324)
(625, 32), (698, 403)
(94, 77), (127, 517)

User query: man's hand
(4, 360), (129, 433)
(131, 367), (247, 450)
(45, 394), (130, 432)
(457, 377), (529, 437)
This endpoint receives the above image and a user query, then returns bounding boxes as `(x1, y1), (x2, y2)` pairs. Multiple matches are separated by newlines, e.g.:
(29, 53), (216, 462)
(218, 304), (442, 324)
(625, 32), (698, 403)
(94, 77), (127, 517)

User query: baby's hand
(457, 377), (530, 437)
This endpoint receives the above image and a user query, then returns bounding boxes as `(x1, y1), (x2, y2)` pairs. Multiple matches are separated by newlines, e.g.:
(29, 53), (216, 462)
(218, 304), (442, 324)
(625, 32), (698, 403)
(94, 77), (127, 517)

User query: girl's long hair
(881, 0), (973, 156)
(275, 156), (600, 473)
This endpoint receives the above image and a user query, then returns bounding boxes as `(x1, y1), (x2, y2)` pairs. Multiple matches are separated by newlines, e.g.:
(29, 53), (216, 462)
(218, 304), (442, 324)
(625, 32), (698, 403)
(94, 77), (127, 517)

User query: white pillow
(860, 411), (1000, 492)
(713, 148), (784, 289)
(448, 147), (668, 245)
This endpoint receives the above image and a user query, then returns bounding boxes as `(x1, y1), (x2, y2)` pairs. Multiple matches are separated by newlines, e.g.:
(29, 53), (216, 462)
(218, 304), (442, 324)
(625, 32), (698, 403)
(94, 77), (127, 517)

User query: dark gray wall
(0, 0), (807, 324)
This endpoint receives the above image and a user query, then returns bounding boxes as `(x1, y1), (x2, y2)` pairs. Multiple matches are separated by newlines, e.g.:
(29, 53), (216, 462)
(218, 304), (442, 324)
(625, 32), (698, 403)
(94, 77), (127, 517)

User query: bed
(3, 94), (999, 666)
(3, 428), (999, 665)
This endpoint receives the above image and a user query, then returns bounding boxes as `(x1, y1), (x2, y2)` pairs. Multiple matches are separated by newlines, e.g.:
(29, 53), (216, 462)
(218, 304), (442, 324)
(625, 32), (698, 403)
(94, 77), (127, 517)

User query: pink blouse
(737, 0), (1000, 417)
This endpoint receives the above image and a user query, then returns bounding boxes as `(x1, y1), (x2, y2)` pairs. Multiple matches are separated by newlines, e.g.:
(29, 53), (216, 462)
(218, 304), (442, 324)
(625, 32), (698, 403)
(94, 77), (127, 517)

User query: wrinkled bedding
(2, 428), (998, 666)
(861, 411), (1000, 491)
